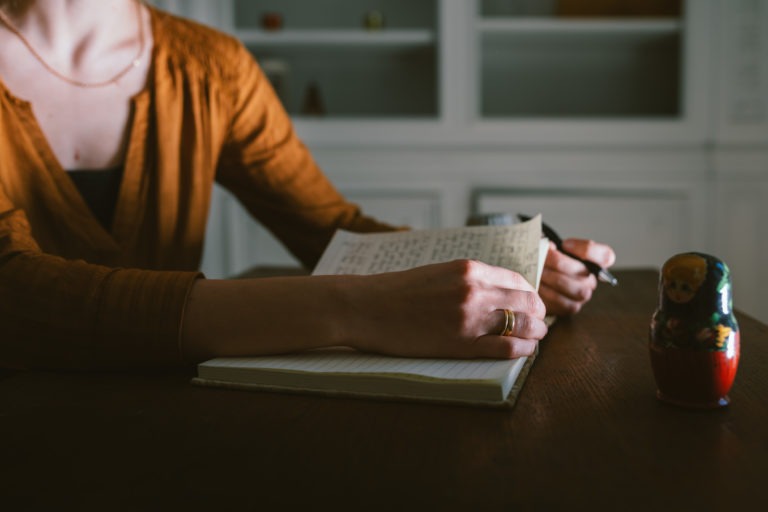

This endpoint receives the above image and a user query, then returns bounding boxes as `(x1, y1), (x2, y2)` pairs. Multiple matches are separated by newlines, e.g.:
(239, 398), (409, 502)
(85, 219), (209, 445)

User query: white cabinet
(157, 0), (711, 146)
(710, 0), (768, 322)
(153, 0), (768, 322)
(475, 190), (699, 269)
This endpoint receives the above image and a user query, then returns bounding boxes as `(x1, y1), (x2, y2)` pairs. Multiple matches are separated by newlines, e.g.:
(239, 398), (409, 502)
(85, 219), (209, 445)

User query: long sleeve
(215, 43), (397, 269)
(0, 189), (201, 370)
(0, 7), (394, 370)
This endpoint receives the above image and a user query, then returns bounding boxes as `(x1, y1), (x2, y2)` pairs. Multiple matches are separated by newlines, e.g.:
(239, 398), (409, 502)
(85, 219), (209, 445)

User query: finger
(492, 309), (549, 340)
(472, 335), (539, 359)
(539, 282), (587, 316)
(545, 242), (591, 277)
(561, 239), (616, 268)
(540, 266), (597, 303)
(469, 260), (537, 293)
(498, 289), (546, 321)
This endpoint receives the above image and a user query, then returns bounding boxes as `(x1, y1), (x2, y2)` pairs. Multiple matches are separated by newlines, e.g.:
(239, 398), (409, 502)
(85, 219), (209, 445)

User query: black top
(67, 167), (124, 231)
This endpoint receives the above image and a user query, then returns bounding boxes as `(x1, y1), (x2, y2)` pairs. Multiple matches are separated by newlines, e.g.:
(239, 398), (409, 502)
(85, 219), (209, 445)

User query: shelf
(478, 16), (683, 119)
(232, 0), (437, 31)
(187, 0), (705, 143)
(246, 41), (437, 118)
(477, 18), (681, 35)
(236, 28), (436, 47)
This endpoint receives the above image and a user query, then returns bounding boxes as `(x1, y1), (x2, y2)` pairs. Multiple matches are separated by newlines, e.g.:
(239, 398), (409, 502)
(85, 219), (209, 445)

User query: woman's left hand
(539, 238), (616, 316)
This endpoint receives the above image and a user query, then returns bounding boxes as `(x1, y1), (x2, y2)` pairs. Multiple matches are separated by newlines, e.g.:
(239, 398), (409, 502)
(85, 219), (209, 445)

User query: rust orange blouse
(0, 7), (392, 369)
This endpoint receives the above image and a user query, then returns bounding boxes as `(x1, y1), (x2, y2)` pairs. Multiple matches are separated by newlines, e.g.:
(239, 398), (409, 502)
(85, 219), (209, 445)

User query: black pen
(518, 214), (618, 286)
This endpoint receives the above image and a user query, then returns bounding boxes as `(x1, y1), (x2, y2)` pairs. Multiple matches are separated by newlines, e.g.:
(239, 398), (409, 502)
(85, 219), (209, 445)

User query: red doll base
(649, 336), (740, 409)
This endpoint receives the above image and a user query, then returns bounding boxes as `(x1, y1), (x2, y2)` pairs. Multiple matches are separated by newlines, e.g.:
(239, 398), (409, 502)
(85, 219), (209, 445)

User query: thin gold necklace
(0, 0), (145, 88)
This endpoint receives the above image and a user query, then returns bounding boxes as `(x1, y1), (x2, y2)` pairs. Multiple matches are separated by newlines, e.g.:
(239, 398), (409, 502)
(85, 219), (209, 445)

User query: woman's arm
(0, 195), (201, 370)
(181, 259), (549, 362)
(215, 41), (399, 269)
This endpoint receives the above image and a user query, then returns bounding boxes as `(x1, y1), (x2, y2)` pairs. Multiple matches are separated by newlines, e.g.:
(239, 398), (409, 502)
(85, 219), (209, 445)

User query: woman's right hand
(340, 259), (549, 359)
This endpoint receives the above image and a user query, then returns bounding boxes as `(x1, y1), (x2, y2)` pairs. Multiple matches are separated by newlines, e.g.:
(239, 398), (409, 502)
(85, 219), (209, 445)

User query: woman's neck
(0, 0), (152, 170)
(0, 0), (140, 75)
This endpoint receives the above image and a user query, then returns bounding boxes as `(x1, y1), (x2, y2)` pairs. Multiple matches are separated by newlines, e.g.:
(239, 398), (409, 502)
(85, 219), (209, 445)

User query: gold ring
(500, 309), (516, 336)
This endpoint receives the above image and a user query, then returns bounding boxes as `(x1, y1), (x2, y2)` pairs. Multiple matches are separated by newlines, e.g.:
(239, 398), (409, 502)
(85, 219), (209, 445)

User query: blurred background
(151, 0), (768, 322)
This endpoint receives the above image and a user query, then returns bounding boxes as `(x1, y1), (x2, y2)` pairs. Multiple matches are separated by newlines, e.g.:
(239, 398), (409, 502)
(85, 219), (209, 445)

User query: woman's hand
(183, 259), (549, 362)
(539, 239), (616, 316)
(342, 259), (548, 359)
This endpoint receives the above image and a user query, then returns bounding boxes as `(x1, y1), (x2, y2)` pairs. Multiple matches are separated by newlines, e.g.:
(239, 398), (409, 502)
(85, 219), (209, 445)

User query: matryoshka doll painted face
(662, 253), (707, 305)
(649, 252), (740, 408)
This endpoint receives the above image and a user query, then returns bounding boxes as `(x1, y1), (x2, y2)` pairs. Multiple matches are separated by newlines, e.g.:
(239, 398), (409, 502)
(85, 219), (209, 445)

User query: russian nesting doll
(649, 252), (740, 408)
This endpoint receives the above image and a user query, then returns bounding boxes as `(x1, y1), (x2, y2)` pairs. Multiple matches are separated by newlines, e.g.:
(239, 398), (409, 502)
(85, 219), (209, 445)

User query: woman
(0, 0), (615, 369)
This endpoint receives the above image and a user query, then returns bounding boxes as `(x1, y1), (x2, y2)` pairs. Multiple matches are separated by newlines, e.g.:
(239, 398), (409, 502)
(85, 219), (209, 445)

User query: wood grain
(1, 270), (766, 511)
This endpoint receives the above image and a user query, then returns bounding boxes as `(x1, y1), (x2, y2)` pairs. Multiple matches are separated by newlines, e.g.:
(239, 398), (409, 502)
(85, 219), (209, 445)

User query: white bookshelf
(151, 0), (768, 323)
(153, 0), (710, 146)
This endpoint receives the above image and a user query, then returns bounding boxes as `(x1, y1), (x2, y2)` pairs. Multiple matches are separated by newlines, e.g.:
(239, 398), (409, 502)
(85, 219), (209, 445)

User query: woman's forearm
(180, 275), (357, 362)
(180, 260), (549, 363)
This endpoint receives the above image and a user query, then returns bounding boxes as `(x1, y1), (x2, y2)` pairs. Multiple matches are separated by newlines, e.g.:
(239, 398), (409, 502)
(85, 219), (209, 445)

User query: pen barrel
(582, 259), (602, 275)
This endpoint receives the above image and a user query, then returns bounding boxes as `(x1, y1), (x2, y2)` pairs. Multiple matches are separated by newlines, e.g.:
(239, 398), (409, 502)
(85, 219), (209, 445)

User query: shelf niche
(478, 0), (683, 119)
(234, 0), (439, 119)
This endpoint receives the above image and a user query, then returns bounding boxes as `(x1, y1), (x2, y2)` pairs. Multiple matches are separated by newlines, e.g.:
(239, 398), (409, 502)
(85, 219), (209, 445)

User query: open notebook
(194, 346), (538, 407)
(193, 215), (550, 408)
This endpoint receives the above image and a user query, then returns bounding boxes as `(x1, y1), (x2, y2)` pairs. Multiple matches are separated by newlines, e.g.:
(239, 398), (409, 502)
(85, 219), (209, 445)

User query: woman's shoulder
(149, 6), (250, 79)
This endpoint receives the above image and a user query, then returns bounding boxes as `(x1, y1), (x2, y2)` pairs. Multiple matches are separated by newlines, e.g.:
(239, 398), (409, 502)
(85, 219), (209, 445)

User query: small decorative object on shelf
(649, 252), (740, 408)
(363, 10), (385, 30)
(301, 82), (326, 116)
(261, 12), (283, 31)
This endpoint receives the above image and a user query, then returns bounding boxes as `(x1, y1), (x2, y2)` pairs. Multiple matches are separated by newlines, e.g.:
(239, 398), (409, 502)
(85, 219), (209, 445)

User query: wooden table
(2, 270), (766, 511)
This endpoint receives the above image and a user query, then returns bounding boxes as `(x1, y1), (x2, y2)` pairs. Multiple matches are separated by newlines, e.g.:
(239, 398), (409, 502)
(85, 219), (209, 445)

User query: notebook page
(313, 215), (543, 288)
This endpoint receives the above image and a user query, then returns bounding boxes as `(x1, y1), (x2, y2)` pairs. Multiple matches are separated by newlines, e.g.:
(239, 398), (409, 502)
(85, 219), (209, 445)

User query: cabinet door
(473, 189), (695, 268)
(478, 0), (683, 119)
(470, 0), (712, 145)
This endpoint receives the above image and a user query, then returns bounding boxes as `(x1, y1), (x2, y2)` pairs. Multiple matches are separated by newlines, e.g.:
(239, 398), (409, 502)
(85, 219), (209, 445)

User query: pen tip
(599, 270), (619, 286)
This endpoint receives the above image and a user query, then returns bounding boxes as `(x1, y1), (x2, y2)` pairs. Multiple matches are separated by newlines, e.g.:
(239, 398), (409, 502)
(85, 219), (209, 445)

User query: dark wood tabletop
(1, 269), (766, 511)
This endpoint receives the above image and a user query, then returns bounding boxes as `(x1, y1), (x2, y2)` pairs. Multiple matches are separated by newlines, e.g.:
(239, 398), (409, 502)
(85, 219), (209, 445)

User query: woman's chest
(23, 87), (135, 170)
(0, 36), (150, 170)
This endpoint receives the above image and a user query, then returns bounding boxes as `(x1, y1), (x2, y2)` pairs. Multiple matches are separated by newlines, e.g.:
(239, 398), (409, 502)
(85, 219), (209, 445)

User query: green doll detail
(651, 253), (738, 351)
